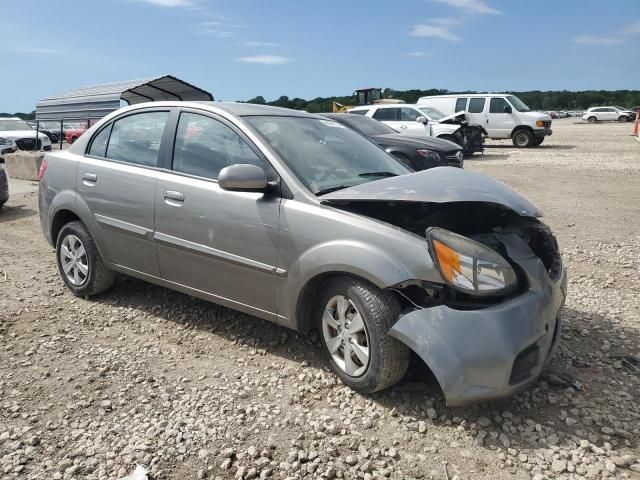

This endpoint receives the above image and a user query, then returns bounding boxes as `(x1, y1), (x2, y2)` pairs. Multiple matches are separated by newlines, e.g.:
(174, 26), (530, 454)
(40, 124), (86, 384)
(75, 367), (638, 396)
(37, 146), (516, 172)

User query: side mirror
(218, 164), (269, 192)
(416, 116), (427, 124)
(504, 105), (513, 114)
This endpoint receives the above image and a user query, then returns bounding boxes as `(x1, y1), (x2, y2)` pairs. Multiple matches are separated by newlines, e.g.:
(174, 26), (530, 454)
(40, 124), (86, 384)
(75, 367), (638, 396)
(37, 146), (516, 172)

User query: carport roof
(36, 75), (213, 121)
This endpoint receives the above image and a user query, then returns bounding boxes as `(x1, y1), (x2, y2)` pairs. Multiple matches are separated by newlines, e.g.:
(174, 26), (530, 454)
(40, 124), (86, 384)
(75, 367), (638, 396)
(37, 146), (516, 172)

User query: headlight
(536, 120), (544, 128)
(427, 227), (518, 296)
(416, 149), (441, 162)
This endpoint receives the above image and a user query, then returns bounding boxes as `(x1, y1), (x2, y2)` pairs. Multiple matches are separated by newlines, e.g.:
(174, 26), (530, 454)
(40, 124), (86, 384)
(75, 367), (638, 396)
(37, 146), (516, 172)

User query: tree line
(241, 89), (640, 113)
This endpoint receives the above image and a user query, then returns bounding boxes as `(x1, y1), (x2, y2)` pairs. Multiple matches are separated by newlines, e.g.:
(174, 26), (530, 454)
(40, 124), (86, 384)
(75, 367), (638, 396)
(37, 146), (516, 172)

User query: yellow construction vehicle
(332, 88), (404, 113)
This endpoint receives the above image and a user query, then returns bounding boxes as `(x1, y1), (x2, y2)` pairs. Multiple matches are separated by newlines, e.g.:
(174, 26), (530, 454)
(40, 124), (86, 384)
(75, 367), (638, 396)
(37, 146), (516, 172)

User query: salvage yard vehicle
(582, 106), (636, 123)
(39, 102), (566, 406)
(349, 103), (485, 155)
(0, 117), (52, 151)
(320, 113), (464, 169)
(418, 94), (553, 147)
(0, 158), (8, 208)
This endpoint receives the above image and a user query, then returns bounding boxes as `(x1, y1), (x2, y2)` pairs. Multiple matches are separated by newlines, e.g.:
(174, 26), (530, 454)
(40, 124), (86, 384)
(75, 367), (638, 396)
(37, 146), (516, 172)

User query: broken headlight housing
(427, 227), (517, 297)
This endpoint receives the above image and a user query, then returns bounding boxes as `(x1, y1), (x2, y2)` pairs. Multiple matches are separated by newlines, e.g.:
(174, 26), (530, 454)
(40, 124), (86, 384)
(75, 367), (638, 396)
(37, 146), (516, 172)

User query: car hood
(437, 111), (467, 124)
(522, 111), (552, 121)
(372, 133), (461, 152)
(321, 167), (541, 217)
(0, 130), (50, 140)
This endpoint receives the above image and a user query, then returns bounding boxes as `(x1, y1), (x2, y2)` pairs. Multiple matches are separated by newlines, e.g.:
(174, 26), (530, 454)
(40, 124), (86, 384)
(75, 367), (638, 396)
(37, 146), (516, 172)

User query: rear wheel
(56, 221), (114, 296)
(618, 116), (628, 123)
(512, 129), (534, 148)
(318, 276), (410, 393)
(587, 116), (597, 123)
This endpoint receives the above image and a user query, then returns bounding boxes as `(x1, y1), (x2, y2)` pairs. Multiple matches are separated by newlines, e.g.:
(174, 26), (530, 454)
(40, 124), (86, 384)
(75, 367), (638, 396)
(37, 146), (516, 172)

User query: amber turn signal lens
(433, 239), (460, 284)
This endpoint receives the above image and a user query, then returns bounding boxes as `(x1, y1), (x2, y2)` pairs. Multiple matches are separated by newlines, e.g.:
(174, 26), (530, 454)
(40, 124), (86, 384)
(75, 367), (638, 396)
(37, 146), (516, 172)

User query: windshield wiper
(315, 185), (353, 196)
(358, 171), (398, 178)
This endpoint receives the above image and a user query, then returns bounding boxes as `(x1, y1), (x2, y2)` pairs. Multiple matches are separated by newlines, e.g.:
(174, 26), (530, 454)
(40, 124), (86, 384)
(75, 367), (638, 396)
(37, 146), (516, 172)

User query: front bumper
(389, 232), (567, 406)
(534, 128), (552, 139)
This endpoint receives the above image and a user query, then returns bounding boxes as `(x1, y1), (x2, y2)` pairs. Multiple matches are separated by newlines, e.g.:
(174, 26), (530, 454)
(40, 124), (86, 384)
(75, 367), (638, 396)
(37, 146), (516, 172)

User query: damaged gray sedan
(39, 102), (566, 406)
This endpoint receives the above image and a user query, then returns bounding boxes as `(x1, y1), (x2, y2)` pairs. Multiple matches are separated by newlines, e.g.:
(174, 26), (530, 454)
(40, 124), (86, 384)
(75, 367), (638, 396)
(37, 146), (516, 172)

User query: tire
(318, 276), (410, 393)
(618, 116), (627, 123)
(70, 136), (77, 144)
(587, 116), (597, 123)
(533, 138), (544, 146)
(56, 221), (114, 296)
(511, 129), (534, 148)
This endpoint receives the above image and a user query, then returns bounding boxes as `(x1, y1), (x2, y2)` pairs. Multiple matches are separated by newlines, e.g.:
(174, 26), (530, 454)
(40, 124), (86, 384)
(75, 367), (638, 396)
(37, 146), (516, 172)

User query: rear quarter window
(468, 98), (486, 113)
(455, 98), (467, 112)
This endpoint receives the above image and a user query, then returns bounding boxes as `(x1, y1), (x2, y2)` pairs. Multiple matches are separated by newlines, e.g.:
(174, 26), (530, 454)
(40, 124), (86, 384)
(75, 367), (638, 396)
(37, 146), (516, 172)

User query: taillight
(37, 158), (48, 181)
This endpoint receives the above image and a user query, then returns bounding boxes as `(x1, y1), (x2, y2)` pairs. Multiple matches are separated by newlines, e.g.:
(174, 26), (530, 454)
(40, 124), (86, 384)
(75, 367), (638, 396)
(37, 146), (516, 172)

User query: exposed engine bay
(438, 112), (486, 156)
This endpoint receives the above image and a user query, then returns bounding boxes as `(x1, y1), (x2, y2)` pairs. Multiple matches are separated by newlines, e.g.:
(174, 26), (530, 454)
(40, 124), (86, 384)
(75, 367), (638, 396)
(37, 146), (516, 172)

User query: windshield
(0, 119), (31, 131)
(613, 106), (627, 111)
(506, 95), (531, 112)
(245, 116), (411, 195)
(335, 114), (398, 136)
(419, 107), (445, 121)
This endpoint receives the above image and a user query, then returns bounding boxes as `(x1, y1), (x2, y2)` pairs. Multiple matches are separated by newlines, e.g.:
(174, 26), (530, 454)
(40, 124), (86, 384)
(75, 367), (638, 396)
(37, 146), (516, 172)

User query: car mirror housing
(416, 116), (427, 124)
(218, 164), (269, 192)
(504, 106), (513, 114)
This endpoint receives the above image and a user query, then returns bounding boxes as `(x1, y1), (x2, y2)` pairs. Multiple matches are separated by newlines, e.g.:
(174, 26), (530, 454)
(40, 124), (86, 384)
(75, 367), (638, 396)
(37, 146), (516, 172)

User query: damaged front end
(322, 170), (566, 405)
(439, 111), (486, 156)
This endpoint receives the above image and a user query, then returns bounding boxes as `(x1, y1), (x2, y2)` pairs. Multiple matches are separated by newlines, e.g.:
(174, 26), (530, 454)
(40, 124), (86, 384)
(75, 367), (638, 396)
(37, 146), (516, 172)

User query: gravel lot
(1, 119), (639, 480)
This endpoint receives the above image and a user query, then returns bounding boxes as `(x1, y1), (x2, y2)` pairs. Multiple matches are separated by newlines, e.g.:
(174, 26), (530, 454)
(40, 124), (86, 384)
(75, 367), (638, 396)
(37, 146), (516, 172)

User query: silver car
(39, 102), (566, 406)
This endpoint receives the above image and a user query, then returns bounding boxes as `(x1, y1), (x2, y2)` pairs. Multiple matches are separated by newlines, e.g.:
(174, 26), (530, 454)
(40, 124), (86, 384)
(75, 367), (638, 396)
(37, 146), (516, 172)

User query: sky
(1, 0), (639, 112)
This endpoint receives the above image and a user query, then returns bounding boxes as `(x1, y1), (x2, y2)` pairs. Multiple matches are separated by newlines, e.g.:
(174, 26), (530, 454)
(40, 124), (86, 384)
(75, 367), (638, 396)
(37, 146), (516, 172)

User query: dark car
(0, 160), (9, 209)
(321, 113), (464, 170)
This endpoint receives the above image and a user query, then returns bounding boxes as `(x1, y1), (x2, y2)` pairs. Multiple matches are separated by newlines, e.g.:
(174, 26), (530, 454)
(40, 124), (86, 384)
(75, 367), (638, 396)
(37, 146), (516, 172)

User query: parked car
(31, 124), (59, 144)
(418, 94), (552, 147)
(349, 104), (485, 155)
(0, 136), (17, 156)
(582, 107), (636, 123)
(631, 106), (640, 113)
(65, 124), (87, 144)
(39, 102), (566, 406)
(0, 159), (8, 208)
(320, 113), (464, 169)
(37, 122), (69, 143)
(0, 118), (52, 151)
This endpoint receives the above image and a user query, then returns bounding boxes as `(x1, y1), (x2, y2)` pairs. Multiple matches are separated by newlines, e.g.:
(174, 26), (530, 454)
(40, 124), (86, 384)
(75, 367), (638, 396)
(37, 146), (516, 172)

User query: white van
(417, 94), (552, 147)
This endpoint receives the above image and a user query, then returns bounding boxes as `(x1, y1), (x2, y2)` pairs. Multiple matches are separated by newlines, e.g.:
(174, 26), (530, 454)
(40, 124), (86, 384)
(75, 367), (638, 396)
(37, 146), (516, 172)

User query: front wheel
(587, 116), (597, 123)
(318, 276), (410, 393)
(512, 129), (534, 148)
(618, 116), (628, 123)
(56, 221), (115, 296)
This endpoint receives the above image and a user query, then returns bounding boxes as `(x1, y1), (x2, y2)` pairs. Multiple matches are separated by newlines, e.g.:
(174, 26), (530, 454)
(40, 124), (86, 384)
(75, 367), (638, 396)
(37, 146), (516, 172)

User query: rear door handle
(163, 190), (184, 203)
(82, 173), (97, 185)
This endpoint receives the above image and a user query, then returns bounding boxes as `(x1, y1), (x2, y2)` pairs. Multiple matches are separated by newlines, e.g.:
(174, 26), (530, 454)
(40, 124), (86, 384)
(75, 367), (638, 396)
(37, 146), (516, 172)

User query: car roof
(420, 93), (511, 98)
(351, 103), (415, 110)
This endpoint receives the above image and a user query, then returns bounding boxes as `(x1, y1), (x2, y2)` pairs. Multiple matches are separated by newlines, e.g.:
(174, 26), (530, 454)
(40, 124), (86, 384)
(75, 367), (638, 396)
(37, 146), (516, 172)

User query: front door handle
(399, 125), (408, 129)
(163, 191), (184, 202)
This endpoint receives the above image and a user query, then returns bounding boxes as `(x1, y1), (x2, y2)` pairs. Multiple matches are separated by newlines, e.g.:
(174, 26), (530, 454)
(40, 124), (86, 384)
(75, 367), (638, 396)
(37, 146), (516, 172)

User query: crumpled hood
(0, 130), (50, 141)
(438, 111), (467, 124)
(321, 167), (541, 217)
(372, 133), (461, 152)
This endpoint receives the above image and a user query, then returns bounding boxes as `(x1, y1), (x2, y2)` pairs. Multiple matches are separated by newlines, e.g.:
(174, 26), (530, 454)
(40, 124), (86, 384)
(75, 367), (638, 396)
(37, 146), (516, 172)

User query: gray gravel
(0, 119), (638, 479)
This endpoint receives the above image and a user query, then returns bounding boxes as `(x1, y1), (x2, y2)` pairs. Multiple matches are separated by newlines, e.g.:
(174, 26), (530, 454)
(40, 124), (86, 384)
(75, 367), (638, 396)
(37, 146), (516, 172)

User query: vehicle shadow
(483, 145), (577, 150)
(92, 278), (639, 452)
(0, 204), (38, 223)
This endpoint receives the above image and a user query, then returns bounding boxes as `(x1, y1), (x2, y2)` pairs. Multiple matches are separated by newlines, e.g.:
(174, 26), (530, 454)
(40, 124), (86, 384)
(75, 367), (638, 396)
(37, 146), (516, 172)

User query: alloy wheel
(59, 234), (89, 286)
(322, 295), (370, 377)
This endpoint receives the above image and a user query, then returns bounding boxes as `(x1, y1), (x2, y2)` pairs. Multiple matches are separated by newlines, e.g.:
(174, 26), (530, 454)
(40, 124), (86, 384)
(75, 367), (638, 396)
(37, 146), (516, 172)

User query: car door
(465, 97), (487, 128)
(604, 108), (617, 121)
(154, 109), (280, 318)
(487, 97), (516, 138)
(371, 107), (403, 131)
(78, 109), (169, 276)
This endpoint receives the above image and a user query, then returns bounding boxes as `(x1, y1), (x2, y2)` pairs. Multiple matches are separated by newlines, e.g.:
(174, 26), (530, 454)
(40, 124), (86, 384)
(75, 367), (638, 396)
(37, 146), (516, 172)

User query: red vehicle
(65, 124), (87, 144)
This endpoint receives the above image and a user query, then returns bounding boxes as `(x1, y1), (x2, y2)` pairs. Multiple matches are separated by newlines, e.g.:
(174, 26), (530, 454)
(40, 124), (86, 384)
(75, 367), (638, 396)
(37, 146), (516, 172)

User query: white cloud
(409, 24), (461, 41)
(134, 0), (194, 6)
(573, 35), (624, 46)
(432, 0), (501, 15)
(198, 28), (234, 37)
(237, 55), (291, 65)
(404, 51), (431, 57)
(428, 17), (462, 27)
(245, 41), (280, 47)
(623, 20), (640, 35)
(15, 47), (64, 55)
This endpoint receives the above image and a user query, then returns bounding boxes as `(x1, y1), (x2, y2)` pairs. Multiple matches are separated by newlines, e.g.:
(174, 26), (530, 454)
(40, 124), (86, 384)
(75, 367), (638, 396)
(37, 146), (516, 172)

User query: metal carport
(36, 75), (214, 124)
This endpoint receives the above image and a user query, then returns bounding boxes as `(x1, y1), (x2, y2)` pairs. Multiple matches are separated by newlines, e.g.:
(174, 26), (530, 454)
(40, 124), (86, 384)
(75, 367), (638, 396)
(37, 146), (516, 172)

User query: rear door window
(455, 98), (467, 112)
(88, 125), (112, 157)
(399, 108), (420, 121)
(106, 111), (169, 167)
(372, 108), (398, 121)
(468, 98), (486, 113)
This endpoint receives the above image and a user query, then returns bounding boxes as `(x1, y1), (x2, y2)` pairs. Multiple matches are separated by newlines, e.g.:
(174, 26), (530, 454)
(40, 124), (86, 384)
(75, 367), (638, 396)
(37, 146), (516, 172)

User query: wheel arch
(509, 125), (534, 138)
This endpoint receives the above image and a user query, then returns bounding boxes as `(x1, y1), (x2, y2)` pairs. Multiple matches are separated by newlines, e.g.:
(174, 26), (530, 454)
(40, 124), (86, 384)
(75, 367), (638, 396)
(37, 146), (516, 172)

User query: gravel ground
(0, 119), (639, 480)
